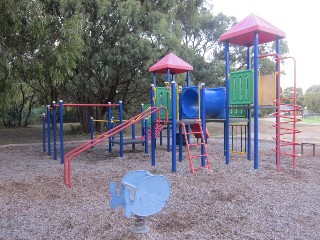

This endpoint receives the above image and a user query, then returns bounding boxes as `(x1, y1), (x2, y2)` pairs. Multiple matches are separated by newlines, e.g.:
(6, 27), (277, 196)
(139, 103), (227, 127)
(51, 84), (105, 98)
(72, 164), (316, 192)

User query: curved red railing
(64, 106), (168, 188)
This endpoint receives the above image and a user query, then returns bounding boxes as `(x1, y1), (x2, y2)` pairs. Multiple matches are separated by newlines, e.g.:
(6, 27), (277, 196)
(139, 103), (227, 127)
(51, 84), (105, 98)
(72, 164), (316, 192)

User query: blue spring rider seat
(109, 170), (170, 218)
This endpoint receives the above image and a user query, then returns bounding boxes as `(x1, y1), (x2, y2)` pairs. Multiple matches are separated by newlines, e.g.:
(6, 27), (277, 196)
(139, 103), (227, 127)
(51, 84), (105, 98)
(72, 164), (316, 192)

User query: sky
(210, 0), (319, 93)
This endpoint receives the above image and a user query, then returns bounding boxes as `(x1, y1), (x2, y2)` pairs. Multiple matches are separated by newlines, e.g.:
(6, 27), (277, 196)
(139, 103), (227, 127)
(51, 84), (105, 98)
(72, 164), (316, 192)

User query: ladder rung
(188, 143), (204, 147)
(186, 131), (202, 135)
(190, 154), (208, 159)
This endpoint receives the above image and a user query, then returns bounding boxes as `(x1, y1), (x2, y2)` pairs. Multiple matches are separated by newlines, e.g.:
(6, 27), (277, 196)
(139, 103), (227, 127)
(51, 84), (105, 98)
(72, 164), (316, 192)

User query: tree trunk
(77, 107), (93, 133)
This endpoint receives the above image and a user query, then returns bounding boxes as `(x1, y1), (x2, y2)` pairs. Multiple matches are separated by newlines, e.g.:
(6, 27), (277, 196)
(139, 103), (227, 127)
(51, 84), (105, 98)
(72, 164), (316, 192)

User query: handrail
(64, 106), (168, 188)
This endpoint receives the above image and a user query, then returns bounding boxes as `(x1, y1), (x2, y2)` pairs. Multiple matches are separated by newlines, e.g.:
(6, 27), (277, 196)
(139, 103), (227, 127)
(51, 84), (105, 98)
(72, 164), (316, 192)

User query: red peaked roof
(220, 13), (286, 47)
(149, 52), (193, 74)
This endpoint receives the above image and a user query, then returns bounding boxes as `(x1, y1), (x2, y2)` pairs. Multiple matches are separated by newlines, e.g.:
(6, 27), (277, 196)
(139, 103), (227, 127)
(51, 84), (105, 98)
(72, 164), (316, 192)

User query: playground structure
(220, 13), (301, 171)
(41, 13), (301, 188)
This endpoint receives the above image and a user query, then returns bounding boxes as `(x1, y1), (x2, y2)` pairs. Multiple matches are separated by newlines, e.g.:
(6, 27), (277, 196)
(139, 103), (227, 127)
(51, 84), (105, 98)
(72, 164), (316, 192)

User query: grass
(301, 117), (320, 123)
(0, 124), (89, 146)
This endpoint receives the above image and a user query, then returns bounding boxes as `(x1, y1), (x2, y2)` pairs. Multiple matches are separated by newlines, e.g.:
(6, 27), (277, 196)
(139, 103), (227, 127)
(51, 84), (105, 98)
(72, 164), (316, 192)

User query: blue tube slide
(181, 87), (226, 119)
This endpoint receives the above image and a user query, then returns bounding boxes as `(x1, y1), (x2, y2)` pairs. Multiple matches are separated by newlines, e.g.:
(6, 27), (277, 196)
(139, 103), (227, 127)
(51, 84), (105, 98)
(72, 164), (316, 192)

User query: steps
(180, 120), (211, 174)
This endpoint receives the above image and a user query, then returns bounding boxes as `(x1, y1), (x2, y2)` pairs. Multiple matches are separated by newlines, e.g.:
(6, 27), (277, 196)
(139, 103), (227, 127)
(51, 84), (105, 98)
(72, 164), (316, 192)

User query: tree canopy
(304, 85), (320, 113)
(1, 0), (294, 129)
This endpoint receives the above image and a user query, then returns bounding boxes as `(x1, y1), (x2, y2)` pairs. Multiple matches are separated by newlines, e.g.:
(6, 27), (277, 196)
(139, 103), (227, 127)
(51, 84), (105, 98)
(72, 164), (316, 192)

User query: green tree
(0, 0), (84, 126)
(281, 86), (304, 107)
(64, 0), (185, 132)
(175, 1), (235, 86)
(305, 85), (320, 113)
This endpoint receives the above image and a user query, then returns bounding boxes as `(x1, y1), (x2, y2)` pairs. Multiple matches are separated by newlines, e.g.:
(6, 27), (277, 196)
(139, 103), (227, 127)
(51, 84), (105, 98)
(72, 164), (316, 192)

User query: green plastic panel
(155, 87), (171, 119)
(155, 87), (178, 119)
(230, 70), (254, 105)
(229, 105), (247, 118)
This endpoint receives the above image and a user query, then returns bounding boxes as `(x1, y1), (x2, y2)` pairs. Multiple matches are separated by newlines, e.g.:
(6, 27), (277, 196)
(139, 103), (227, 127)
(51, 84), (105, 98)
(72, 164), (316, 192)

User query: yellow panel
(259, 74), (276, 106)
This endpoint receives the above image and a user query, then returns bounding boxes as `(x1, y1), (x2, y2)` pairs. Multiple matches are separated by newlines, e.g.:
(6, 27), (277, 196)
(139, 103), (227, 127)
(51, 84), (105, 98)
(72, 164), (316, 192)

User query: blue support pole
(225, 41), (230, 165)
(90, 117), (94, 141)
(159, 85), (163, 146)
(179, 86), (183, 162)
(151, 84), (156, 165)
(59, 100), (64, 164)
(160, 128), (163, 146)
(247, 44), (252, 69)
(167, 69), (171, 152)
(186, 71), (190, 87)
(52, 102), (57, 160)
(223, 122), (226, 156)
(200, 83), (206, 166)
(253, 32), (259, 169)
(141, 103), (144, 144)
(111, 118), (115, 146)
(42, 113), (46, 153)
(247, 44), (252, 161)
(108, 102), (112, 153)
(152, 72), (156, 86)
(167, 122), (170, 152)
(132, 123), (135, 150)
(144, 118), (148, 154)
(47, 105), (51, 156)
(171, 78), (177, 172)
(90, 117), (94, 150)
(119, 101), (124, 157)
(275, 38), (281, 166)
(247, 108), (252, 160)
(185, 71), (191, 143)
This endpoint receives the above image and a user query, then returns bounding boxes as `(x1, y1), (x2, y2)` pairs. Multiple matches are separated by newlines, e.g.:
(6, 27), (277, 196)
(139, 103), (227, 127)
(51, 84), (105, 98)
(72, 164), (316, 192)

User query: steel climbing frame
(258, 53), (301, 171)
(48, 101), (120, 164)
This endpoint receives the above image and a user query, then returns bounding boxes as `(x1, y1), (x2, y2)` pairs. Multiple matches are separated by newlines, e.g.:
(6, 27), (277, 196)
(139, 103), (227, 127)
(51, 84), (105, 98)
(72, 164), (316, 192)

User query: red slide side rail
(64, 106), (168, 188)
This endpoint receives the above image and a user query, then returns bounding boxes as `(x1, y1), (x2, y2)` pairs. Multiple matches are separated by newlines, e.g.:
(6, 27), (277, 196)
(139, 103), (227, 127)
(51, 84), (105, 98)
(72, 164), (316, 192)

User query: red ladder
(180, 120), (211, 174)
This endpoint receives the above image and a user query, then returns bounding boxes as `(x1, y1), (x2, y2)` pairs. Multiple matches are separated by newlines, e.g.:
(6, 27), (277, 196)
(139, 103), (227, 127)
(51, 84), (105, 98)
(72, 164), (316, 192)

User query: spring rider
(110, 170), (171, 233)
